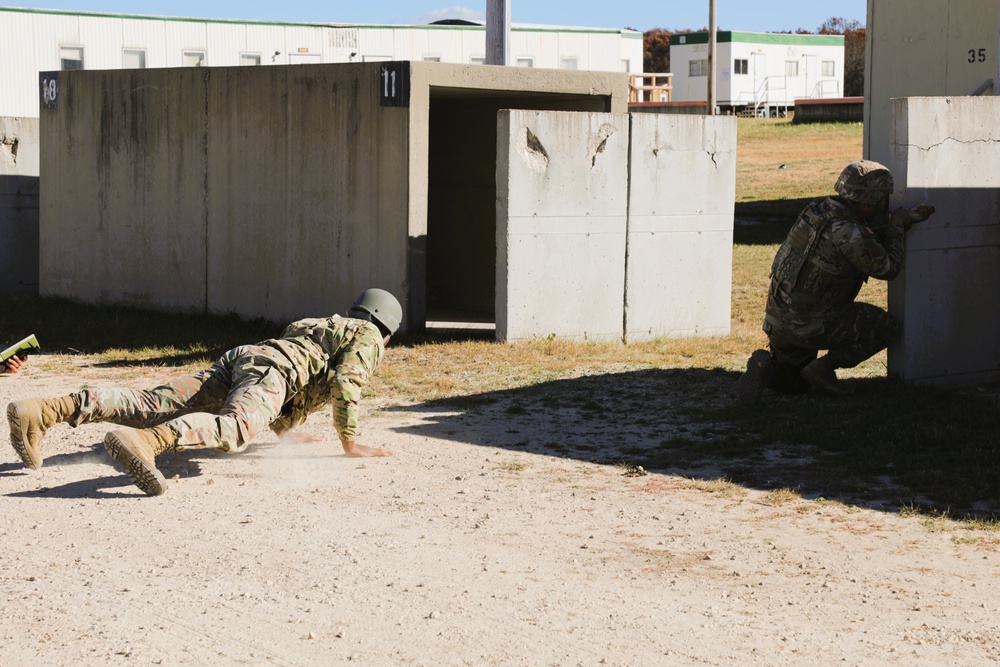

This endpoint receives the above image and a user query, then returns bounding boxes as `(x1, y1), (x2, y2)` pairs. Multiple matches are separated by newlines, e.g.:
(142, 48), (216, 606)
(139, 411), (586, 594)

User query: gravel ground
(2, 359), (998, 666)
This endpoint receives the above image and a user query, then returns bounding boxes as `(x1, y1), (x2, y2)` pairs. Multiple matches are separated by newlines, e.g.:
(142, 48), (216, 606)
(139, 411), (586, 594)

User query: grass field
(3, 117), (999, 523)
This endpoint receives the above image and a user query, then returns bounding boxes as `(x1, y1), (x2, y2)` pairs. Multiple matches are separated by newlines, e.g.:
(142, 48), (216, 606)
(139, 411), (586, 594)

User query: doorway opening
(425, 87), (610, 333)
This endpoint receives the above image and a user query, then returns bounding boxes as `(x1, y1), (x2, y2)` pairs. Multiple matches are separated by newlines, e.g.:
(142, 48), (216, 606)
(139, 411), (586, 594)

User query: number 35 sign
(40, 72), (59, 109)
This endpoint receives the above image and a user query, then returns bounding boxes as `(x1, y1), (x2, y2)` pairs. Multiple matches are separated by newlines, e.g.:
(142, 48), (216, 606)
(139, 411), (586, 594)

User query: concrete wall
(864, 0), (999, 166)
(496, 110), (629, 342)
(626, 114), (736, 341)
(40, 61), (627, 329)
(496, 110), (737, 343)
(41, 64), (409, 322)
(0, 117), (39, 294)
(888, 96), (1000, 387)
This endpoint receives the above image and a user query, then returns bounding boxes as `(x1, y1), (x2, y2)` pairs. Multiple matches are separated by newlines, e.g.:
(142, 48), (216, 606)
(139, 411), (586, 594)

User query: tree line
(642, 18), (866, 98)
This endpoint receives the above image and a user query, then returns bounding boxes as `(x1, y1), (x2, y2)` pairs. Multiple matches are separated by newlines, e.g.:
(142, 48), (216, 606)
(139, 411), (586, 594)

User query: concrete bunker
(38, 62), (735, 342)
(425, 86), (611, 326)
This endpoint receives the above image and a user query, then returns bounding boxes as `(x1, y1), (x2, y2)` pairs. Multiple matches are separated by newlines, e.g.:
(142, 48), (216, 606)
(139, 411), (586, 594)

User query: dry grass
(736, 118), (863, 204)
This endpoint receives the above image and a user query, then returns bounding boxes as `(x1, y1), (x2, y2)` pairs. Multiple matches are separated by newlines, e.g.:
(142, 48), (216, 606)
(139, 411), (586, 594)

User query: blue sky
(7, 1), (868, 32)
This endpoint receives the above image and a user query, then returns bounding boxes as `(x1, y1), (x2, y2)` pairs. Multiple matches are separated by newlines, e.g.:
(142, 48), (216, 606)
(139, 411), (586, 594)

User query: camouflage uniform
(763, 195), (904, 387)
(64, 315), (385, 452)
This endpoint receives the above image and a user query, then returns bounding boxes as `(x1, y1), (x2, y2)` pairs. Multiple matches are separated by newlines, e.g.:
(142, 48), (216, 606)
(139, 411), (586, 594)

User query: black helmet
(348, 288), (402, 335)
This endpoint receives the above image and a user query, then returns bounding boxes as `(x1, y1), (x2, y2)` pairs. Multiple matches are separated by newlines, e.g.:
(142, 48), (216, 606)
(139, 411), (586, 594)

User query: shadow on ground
(388, 367), (1000, 520)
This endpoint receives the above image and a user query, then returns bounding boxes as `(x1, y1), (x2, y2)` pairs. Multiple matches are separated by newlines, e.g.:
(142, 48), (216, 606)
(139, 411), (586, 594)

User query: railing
(808, 79), (842, 99)
(629, 73), (673, 103)
(972, 79), (994, 96)
(752, 75), (788, 118)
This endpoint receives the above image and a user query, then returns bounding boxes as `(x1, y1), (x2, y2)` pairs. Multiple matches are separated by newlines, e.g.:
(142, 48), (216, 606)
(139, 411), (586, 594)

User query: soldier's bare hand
(2, 355), (25, 374)
(891, 203), (935, 230)
(341, 439), (394, 457)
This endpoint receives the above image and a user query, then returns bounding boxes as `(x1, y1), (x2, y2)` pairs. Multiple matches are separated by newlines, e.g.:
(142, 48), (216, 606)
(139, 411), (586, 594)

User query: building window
(560, 57), (578, 70)
(515, 56), (534, 67)
(822, 60), (835, 77)
(689, 59), (709, 77)
(785, 60), (800, 77)
(734, 58), (748, 75)
(60, 46), (84, 70)
(240, 53), (261, 66)
(423, 55), (441, 62)
(122, 48), (146, 69)
(183, 50), (206, 67)
(470, 55), (486, 65)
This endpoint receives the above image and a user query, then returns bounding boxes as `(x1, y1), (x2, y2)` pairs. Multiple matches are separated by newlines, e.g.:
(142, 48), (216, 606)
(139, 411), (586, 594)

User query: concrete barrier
(889, 96), (1000, 387)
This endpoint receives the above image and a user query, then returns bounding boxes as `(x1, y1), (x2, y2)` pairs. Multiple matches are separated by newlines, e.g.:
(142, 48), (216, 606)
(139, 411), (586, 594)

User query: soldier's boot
(7, 396), (78, 470)
(103, 424), (178, 496)
(735, 349), (774, 405)
(800, 357), (853, 396)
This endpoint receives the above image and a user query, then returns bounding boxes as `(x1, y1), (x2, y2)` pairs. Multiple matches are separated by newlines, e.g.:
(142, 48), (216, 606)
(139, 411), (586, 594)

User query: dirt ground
(2, 358), (999, 666)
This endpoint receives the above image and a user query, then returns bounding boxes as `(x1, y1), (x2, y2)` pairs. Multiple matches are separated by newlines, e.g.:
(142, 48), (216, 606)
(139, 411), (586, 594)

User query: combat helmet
(834, 160), (894, 206)
(348, 288), (403, 335)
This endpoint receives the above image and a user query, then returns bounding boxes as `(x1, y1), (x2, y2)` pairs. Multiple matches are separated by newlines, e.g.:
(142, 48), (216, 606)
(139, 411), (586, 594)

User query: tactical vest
(770, 198), (854, 298)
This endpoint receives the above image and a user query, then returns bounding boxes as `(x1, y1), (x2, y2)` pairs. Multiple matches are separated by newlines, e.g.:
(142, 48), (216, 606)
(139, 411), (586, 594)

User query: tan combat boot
(103, 424), (178, 496)
(7, 396), (78, 470)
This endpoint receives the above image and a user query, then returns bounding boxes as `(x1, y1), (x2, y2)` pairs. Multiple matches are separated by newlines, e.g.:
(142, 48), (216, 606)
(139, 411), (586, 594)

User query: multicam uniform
(65, 315), (385, 452)
(764, 196), (904, 379)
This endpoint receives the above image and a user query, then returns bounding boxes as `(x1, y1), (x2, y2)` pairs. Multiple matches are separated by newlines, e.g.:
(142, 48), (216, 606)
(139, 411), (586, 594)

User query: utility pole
(707, 0), (717, 115)
(486, 0), (510, 66)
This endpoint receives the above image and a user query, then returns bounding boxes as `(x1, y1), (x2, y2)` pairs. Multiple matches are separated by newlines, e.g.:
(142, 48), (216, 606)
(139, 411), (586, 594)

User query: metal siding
(558, 33), (589, 69)
(620, 34), (643, 73)
(416, 28), (464, 63)
(1, 14), (41, 116)
(122, 19), (169, 69)
(284, 26), (325, 62)
(163, 21), (209, 68)
(78, 16), (124, 69)
(244, 24), (285, 65)
(462, 29), (486, 64)
(357, 27), (395, 60)
(206, 23), (247, 67)
(1, 10), (638, 115)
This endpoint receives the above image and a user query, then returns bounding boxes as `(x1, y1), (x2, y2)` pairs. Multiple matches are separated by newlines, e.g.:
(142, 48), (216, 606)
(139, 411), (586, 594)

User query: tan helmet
(348, 288), (402, 335)
(834, 160), (894, 206)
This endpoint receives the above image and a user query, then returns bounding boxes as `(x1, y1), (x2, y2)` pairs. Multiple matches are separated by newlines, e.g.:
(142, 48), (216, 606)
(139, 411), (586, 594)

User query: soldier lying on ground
(6, 288), (402, 496)
(736, 160), (935, 404)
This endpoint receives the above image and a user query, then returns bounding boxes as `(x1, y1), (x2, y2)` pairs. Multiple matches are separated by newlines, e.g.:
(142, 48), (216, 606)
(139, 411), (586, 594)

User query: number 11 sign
(379, 62), (410, 107)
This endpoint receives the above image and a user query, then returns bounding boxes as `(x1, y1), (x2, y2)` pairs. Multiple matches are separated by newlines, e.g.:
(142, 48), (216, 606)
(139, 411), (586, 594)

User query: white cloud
(412, 6), (485, 24)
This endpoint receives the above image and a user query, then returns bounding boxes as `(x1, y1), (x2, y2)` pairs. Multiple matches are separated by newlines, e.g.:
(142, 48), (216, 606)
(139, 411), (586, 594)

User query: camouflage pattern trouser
(765, 302), (900, 392)
(68, 345), (295, 453)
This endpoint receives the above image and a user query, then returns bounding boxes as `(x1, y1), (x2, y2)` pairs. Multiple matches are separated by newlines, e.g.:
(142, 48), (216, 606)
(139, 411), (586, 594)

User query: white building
(670, 31), (845, 115)
(0, 5), (643, 118)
